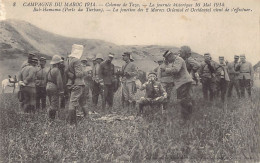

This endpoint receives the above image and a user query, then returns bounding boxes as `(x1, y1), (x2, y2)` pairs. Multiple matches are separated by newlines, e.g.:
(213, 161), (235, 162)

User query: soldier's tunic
(99, 60), (115, 108)
(82, 65), (93, 100)
(46, 67), (64, 119)
(157, 62), (174, 109)
(185, 57), (200, 84)
(35, 66), (47, 110)
(215, 63), (230, 102)
(18, 64), (37, 113)
(165, 56), (193, 120)
(236, 61), (254, 97)
(227, 61), (240, 98)
(138, 81), (167, 114)
(65, 57), (86, 124)
(92, 63), (104, 108)
(121, 61), (137, 106)
(199, 60), (219, 101)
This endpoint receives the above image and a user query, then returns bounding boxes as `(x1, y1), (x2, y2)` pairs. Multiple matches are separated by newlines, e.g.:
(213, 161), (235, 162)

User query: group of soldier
(17, 44), (254, 125)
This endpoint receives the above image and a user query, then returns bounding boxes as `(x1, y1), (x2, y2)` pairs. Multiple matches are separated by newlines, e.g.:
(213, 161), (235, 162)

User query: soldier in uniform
(227, 55), (241, 98)
(138, 71), (167, 115)
(65, 44), (87, 125)
(99, 53), (116, 111)
(157, 52), (174, 111)
(18, 57), (38, 113)
(35, 57), (47, 111)
(199, 53), (219, 101)
(81, 58), (93, 100)
(216, 56), (230, 103)
(161, 50), (194, 121)
(235, 54), (254, 98)
(119, 52), (138, 110)
(179, 46), (200, 85)
(46, 55), (64, 120)
(92, 53), (105, 111)
(21, 53), (36, 69)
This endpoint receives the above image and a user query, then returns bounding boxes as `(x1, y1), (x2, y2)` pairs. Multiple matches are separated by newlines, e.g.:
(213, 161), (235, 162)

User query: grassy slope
(0, 85), (259, 162)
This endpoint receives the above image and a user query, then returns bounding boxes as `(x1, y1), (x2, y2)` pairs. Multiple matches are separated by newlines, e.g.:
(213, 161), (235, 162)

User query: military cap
(163, 50), (172, 58)
(30, 57), (39, 63)
(108, 53), (114, 58)
(39, 57), (46, 61)
(95, 53), (104, 60)
(50, 55), (63, 65)
(180, 46), (191, 54)
(28, 52), (36, 57)
(81, 58), (88, 62)
(122, 52), (131, 56)
(219, 56), (224, 59)
(148, 71), (157, 77)
(234, 55), (239, 59)
(240, 54), (245, 58)
(204, 53), (211, 56)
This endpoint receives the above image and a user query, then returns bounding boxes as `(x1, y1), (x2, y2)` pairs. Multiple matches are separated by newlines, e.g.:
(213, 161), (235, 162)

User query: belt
(240, 72), (250, 73)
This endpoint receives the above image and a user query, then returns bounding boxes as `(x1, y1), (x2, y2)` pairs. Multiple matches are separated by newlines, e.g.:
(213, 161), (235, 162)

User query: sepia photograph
(0, 0), (259, 162)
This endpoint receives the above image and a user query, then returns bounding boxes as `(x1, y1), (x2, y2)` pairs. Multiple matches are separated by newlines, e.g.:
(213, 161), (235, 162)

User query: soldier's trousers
(21, 86), (36, 113)
(68, 85), (87, 125)
(227, 79), (240, 98)
(122, 81), (136, 106)
(239, 78), (251, 98)
(202, 78), (216, 101)
(46, 83), (59, 120)
(138, 97), (166, 114)
(92, 81), (104, 108)
(216, 79), (228, 102)
(177, 82), (193, 120)
(36, 86), (46, 110)
(103, 84), (114, 108)
(161, 82), (174, 110)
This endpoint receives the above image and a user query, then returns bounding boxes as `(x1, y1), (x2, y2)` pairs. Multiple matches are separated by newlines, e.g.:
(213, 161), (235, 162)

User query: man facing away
(235, 54), (254, 98)
(35, 57), (47, 111)
(227, 55), (241, 98)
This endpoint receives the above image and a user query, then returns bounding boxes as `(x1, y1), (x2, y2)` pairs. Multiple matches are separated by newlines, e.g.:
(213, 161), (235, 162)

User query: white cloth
(69, 44), (84, 59)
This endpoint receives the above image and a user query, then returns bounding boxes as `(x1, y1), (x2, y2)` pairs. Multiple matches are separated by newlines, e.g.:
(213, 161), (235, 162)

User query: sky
(1, 0), (260, 64)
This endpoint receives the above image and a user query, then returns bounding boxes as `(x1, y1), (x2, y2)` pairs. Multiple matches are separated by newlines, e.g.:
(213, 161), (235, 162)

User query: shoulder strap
(122, 62), (130, 74)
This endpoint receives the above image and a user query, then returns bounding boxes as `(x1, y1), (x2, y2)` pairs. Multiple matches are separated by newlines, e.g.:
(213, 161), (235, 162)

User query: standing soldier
(81, 58), (93, 100)
(138, 71), (167, 115)
(35, 57), (47, 111)
(160, 50), (194, 121)
(59, 57), (68, 109)
(65, 44), (87, 125)
(46, 55), (64, 120)
(235, 54), (254, 98)
(21, 53), (36, 69)
(199, 53), (219, 101)
(92, 53), (105, 111)
(99, 53), (116, 111)
(179, 46), (200, 85)
(18, 57), (38, 113)
(216, 56), (230, 103)
(227, 55), (241, 98)
(157, 52), (174, 111)
(119, 52), (137, 110)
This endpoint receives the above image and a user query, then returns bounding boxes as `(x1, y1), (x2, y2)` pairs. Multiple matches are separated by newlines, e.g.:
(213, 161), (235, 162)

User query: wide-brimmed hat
(50, 55), (63, 65)
(180, 46), (191, 54)
(148, 71), (157, 77)
(30, 57), (38, 63)
(108, 53), (114, 58)
(95, 53), (104, 60)
(234, 55), (239, 59)
(39, 57), (46, 62)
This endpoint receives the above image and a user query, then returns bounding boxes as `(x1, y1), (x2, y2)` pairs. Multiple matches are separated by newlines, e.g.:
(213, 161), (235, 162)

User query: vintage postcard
(0, 0), (259, 162)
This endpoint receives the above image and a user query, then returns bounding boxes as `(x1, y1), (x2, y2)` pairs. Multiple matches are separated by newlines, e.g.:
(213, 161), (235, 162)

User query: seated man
(138, 71), (167, 115)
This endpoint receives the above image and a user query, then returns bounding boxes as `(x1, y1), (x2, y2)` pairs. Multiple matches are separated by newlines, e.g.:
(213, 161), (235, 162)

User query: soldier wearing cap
(161, 50), (194, 121)
(199, 53), (219, 101)
(157, 50), (175, 111)
(21, 53), (36, 69)
(138, 71), (167, 115)
(91, 53), (105, 112)
(227, 55), (241, 98)
(81, 58), (93, 100)
(65, 44), (87, 125)
(118, 52), (138, 110)
(99, 53), (116, 111)
(235, 54), (254, 98)
(215, 56), (230, 102)
(179, 46), (200, 85)
(35, 57), (47, 111)
(46, 55), (64, 120)
(18, 57), (38, 113)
